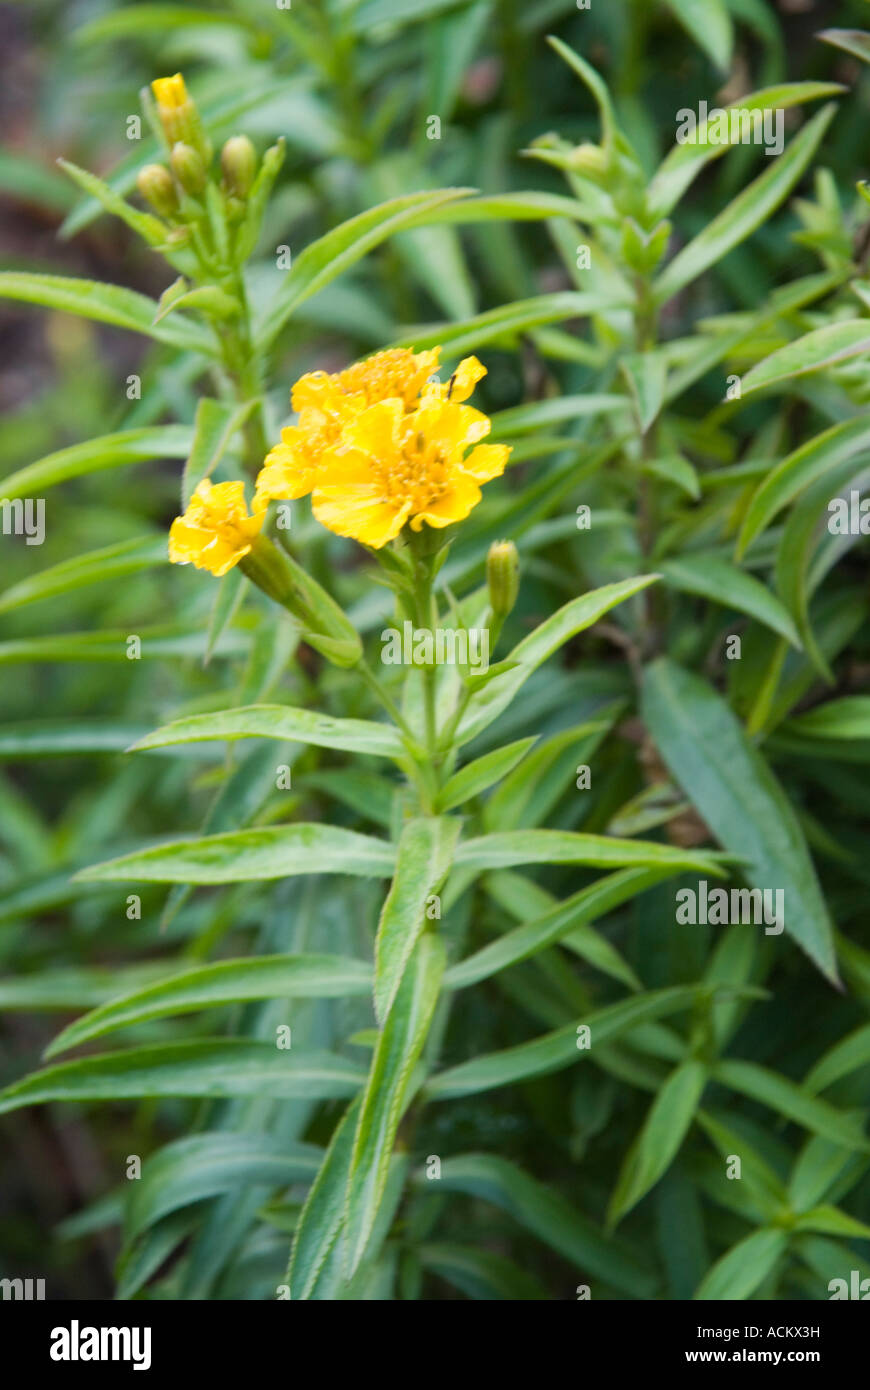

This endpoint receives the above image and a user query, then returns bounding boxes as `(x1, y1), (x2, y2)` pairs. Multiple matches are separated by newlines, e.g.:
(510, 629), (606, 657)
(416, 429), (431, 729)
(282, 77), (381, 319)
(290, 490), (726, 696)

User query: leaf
(804, 1022), (870, 1095)
(425, 985), (701, 1100)
(288, 1097), (362, 1300)
(181, 397), (258, 506)
(818, 29), (870, 64)
(457, 575), (659, 745)
(56, 158), (168, 248)
(345, 931), (445, 1276)
(446, 867), (671, 989)
(694, 1228), (787, 1300)
(75, 5), (261, 44)
(130, 704), (406, 761)
(455, 829), (725, 875)
(374, 817), (458, 1023)
(0, 425), (192, 502)
(419, 1243), (548, 1300)
(653, 106), (835, 303)
(659, 554), (802, 646)
(641, 659), (837, 982)
(256, 189), (474, 348)
(621, 352), (666, 434)
(45, 955), (373, 1057)
(75, 824), (395, 885)
(648, 83), (846, 217)
(0, 1041), (365, 1116)
(793, 1206), (870, 1240)
(736, 416), (870, 559)
(125, 1133), (321, 1243)
(0, 272), (217, 353)
(0, 536), (166, 615)
(663, 0), (733, 70)
(784, 697), (870, 741)
(413, 1154), (655, 1297)
(742, 321), (870, 395)
(713, 1059), (868, 1148)
(436, 737), (536, 812)
(391, 292), (630, 357)
(608, 1060), (707, 1225)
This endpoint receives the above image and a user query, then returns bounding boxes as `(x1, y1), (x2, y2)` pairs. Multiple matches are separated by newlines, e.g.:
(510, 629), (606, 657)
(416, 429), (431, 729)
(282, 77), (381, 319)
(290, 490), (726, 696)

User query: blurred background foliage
(2, 0), (870, 1300)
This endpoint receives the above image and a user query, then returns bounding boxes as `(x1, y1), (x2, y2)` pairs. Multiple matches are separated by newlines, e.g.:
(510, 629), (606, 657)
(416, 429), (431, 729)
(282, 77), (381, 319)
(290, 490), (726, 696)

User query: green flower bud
(170, 142), (207, 197)
(136, 163), (178, 218)
(221, 135), (257, 199)
(487, 540), (519, 618)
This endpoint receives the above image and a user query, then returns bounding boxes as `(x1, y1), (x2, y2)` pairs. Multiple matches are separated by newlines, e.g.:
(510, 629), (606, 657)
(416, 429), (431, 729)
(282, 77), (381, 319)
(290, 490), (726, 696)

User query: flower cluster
(255, 347), (509, 549)
(170, 347), (510, 574)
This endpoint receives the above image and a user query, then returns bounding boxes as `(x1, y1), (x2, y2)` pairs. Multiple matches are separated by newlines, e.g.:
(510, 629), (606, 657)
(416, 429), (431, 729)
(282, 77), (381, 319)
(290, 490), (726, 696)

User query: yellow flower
(151, 73), (209, 158)
(311, 397), (510, 549)
(254, 347), (485, 509)
(151, 74), (189, 112)
(169, 479), (266, 577)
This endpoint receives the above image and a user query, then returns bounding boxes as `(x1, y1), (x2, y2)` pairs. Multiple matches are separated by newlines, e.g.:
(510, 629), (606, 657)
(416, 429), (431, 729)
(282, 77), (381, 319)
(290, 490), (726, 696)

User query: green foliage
(2, 0), (870, 1305)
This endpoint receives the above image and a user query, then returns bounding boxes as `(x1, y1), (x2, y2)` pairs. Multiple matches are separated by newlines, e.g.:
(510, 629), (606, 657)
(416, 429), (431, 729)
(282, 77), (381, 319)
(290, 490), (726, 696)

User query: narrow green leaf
(608, 1060), (707, 1225)
(663, 0), (733, 70)
(345, 931), (445, 1276)
(130, 704), (406, 761)
(660, 554), (802, 647)
(75, 824), (395, 885)
(257, 189), (473, 348)
(0, 536), (166, 615)
(436, 737), (536, 813)
(0, 272), (217, 353)
(0, 1041), (365, 1116)
(0, 426), (192, 502)
(425, 986), (701, 1099)
(694, 1228), (787, 1300)
(374, 817), (458, 1023)
(713, 1059), (868, 1148)
(288, 1096), (362, 1300)
(642, 659), (837, 981)
(456, 828), (725, 875)
(125, 1133), (322, 1242)
(457, 575), (659, 745)
(45, 955), (373, 1057)
(736, 416), (870, 560)
(654, 106), (835, 303)
(447, 867), (677, 989)
(413, 1154), (655, 1297)
(741, 321), (870, 395)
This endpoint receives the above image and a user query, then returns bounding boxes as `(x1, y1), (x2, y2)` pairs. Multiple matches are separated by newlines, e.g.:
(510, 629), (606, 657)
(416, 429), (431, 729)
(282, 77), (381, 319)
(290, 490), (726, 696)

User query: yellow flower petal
(460, 442), (511, 482)
(409, 475), (482, 531)
(168, 478), (264, 577)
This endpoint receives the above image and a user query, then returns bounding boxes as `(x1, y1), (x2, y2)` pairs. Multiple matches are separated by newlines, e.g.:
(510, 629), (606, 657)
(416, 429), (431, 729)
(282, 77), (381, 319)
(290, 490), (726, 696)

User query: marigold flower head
(169, 479), (266, 577)
(310, 397), (510, 549)
(254, 347), (487, 511)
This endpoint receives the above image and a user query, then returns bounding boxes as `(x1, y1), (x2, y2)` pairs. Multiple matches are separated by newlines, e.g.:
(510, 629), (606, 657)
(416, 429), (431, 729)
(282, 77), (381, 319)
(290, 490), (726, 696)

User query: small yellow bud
(221, 136), (257, 199)
(487, 540), (519, 618)
(151, 73), (210, 160)
(170, 142), (207, 197)
(136, 163), (178, 218)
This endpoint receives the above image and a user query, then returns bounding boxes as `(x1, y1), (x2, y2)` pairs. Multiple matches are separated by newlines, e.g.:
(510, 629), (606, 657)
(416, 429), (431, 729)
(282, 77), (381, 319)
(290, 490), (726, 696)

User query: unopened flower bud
(569, 142), (610, 176)
(151, 73), (211, 161)
(136, 163), (178, 218)
(221, 135), (257, 199)
(487, 540), (519, 618)
(170, 142), (207, 197)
